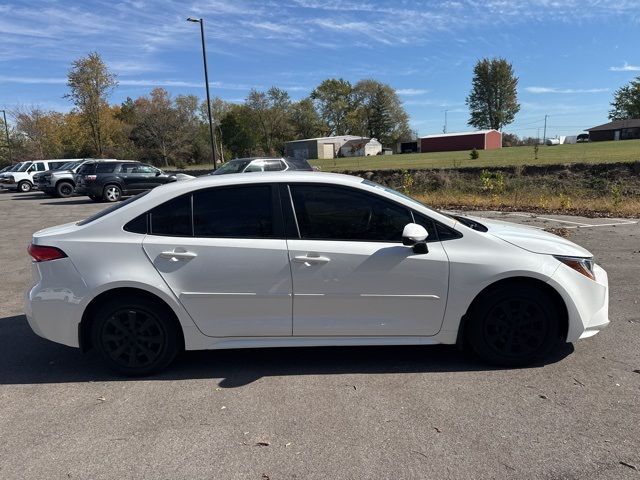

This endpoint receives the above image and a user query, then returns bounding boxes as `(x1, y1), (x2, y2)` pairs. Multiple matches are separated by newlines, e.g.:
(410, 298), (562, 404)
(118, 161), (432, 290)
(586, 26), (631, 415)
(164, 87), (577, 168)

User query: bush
(470, 148), (479, 159)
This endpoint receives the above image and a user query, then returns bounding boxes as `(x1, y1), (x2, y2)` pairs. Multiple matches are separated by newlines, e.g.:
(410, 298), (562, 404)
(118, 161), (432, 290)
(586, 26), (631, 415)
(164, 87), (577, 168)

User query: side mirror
(402, 223), (429, 254)
(155, 171), (161, 176)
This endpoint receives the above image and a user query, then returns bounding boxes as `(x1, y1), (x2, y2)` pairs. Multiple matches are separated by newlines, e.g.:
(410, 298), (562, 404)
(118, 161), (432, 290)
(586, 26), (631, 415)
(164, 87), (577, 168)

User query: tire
(18, 181), (32, 193)
(103, 184), (122, 202)
(56, 181), (75, 198)
(466, 284), (561, 367)
(91, 295), (181, 376)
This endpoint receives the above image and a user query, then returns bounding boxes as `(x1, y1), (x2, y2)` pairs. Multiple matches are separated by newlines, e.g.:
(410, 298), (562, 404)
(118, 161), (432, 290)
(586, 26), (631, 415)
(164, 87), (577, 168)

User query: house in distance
(586, 119), (640, 141)
(339, 138), (382, 157)
(284, 135), (364, 160)
(420, 130), (502, 153)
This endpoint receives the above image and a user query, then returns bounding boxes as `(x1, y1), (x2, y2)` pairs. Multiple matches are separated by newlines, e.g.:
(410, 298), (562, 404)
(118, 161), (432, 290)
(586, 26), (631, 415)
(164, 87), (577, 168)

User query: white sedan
(25, 172), (609, 375)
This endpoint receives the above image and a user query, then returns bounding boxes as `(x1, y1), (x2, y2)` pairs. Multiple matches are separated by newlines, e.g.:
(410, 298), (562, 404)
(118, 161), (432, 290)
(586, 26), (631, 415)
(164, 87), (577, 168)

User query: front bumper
(549, 262), (609, 342)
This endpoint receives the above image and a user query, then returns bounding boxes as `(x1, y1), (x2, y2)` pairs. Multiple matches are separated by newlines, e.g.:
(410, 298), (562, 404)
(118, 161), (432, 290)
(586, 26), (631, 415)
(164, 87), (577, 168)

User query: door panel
(143, 237), (292, 337)
(288, 239), (449, 336)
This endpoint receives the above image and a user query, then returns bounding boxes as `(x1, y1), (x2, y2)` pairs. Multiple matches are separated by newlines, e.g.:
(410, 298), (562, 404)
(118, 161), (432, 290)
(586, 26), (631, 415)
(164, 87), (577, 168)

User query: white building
(339, 138), (383, 157)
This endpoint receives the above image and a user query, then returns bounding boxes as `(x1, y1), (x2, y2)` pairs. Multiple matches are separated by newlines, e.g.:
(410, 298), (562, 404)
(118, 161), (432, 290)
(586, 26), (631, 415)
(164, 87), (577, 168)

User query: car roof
(145, 171), (360, 199)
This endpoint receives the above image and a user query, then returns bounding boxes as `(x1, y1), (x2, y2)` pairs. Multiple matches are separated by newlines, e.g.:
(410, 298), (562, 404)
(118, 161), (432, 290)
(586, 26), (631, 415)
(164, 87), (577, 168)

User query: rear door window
(149, 195), (192, 236)
(96, 163), (118, 173)
(193, 185), (275, 238)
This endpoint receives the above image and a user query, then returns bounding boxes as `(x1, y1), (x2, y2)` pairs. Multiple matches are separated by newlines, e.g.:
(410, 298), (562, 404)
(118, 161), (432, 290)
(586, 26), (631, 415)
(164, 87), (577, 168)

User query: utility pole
(187, 17), (218, 170)
(542, 114), (549, 144)
(1, 110), (11, 163)
(443, 110), (448, 134)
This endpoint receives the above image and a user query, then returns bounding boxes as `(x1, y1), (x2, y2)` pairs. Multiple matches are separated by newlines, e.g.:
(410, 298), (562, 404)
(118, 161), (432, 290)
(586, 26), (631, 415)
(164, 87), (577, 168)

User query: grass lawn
(309, 139), (640, 171)
(176, 139), (640, 172)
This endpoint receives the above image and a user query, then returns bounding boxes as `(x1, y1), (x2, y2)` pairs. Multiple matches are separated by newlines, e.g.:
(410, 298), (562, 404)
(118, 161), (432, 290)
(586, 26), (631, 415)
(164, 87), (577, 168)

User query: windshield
(58, 161), (80, 171)
(361, 179), (454, 219)
(17, 162), (32, 172)
(211, 159), (252, 175)
(6, 163), (24, 172)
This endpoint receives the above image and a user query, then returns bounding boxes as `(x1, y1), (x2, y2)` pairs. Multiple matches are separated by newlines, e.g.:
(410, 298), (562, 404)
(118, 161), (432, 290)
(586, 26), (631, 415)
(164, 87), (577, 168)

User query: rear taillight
(85, 175), (97, 181)
(28, 244), (67, 262)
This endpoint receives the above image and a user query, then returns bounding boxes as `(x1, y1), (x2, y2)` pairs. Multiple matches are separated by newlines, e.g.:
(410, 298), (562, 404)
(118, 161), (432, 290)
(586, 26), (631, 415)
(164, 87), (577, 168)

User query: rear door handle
(160, 250), (197, 261)
(293, 255), (330, 265)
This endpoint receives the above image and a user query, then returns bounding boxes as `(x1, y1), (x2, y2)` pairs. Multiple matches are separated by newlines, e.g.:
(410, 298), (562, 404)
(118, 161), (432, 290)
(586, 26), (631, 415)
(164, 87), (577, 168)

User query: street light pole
(1, 110), (11, 163)
(187, 17), (217, 170)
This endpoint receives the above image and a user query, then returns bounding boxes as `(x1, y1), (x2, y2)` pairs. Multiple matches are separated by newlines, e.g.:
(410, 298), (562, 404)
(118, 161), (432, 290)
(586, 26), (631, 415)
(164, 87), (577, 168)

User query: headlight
(554, 255), (595, 280)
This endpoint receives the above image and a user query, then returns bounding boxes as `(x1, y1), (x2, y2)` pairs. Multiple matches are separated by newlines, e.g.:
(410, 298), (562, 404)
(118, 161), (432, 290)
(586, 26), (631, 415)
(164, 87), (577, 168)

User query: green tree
(466, 58), (520, 130)
(65, 52), (118, 156)
(310, 78), (353, 136)
(349, 79), (410, 146)
(219, 105), (259, 158)
(246, 87), (293, 154)
(290, 98), (324, 139)
(609, 76), (640, 120)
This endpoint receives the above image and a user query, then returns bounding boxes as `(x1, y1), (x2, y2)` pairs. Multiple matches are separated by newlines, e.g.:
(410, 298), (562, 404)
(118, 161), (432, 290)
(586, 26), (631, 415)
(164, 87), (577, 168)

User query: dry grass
(413, 191), (640, 218)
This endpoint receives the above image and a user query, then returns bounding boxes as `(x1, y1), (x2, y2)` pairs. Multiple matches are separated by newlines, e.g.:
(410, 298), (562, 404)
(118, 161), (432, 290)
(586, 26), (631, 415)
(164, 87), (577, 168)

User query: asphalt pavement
(1, 190), (639, 479)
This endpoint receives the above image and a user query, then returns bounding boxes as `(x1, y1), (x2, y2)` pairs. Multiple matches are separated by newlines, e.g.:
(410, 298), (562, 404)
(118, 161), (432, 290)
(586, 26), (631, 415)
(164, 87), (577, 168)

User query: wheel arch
(456, 276), (569, 348)
(55, 178), (76, 187)
(79, 287), (185, 352)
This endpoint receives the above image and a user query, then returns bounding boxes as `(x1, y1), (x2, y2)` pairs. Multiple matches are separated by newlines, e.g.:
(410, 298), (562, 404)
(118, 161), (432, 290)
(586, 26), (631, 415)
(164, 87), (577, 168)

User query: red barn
(420, 130), (502, 153)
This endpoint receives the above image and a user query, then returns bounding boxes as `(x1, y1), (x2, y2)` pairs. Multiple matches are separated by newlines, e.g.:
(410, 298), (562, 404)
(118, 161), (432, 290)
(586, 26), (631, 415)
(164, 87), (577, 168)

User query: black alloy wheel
(466, 284), (561, 366)
(92, 297), (181, 375)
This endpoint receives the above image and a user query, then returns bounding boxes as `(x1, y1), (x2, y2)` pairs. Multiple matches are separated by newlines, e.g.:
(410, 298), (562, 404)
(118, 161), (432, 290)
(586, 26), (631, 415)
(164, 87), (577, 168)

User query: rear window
(77, 191), (150, 226)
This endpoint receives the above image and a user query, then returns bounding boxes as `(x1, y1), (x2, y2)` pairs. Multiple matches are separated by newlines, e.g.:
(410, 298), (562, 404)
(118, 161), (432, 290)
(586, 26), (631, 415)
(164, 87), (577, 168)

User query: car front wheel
(103, 184), (122, 202)
(91, 296), (181, 376)
(18, 181), (32, 193)
(56, 181), (74, 198)
(466, 284), (561, 367)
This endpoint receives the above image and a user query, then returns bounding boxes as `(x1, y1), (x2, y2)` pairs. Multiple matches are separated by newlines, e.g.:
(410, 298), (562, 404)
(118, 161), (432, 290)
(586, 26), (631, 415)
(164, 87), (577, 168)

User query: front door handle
(293, 255), (330, 265)
(160, 250), (197, 261)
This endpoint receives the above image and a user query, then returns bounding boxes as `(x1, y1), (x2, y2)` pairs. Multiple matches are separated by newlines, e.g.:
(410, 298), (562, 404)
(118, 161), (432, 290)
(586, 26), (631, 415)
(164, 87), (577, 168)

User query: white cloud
(609, 62), (640, 72)
(396, 88), (429, 96)
(525, 87), (609, 94)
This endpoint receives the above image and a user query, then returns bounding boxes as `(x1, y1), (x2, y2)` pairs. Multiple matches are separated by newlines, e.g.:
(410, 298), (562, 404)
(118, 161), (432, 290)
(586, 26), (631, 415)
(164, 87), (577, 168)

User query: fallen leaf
(220, 406), (227, 410)
(433, 427), (442, 433)
(97, 396), (106, 402)
(633, 369), (640, 374)
(538, 394), (548, 400)
(256, 441), (271, 447)
(285, 442), (292, 447)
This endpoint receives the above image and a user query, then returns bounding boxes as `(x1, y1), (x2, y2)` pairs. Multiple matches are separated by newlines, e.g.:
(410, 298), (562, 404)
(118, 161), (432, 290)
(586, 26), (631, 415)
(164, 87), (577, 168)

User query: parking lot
(1, 190), (639, 479)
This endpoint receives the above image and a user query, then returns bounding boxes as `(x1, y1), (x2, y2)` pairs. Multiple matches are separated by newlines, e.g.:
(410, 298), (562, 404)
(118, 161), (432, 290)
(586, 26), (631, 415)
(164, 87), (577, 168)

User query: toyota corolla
(25, 172), (609, 375)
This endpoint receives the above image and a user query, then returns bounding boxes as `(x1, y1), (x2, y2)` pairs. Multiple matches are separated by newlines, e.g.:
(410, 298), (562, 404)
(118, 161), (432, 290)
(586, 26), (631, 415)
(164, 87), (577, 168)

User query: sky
(1, 0), (640, 139)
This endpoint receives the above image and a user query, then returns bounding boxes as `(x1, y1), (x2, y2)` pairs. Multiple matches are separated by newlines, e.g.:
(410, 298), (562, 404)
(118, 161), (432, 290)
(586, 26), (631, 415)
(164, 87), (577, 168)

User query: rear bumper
(25, 259), (88, 348)
(549, 263), (609, 342)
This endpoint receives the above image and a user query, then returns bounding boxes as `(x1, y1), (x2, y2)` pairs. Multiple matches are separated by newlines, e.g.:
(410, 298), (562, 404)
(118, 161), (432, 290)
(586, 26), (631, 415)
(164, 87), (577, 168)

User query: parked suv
(75, 160), (177, 202)
(212, 157), (313, 175)
(0, 159), (69, 192)
(34, 159), (107, 198)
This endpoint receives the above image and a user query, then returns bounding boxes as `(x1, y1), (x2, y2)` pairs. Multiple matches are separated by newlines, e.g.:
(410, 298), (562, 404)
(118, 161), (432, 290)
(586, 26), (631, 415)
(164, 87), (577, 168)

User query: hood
(463, 215), (592, 257)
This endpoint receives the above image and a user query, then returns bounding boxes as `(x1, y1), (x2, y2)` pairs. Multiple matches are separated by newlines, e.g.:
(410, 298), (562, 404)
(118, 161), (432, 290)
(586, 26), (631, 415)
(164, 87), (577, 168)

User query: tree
(12, 107), (66, 159)
(129, 88), (187, 166)
(219, 105), (259, 158)
(349, 79), (411, 146)
(65, 52), (117, 157)
(609, 76), (640, 120)
(310, 78), (353, 136)
(246, 87), (293, 154)
(290, 98), (324, 140)
(466, 58), (520, 130)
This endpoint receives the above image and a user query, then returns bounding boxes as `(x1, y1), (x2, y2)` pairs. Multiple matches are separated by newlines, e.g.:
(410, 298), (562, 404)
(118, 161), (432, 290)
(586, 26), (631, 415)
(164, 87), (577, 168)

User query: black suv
(75, 160), (177, 202)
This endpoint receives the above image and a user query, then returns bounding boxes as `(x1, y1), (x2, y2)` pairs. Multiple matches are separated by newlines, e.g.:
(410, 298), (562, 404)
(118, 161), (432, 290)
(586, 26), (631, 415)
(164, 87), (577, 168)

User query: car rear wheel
(466, 284), (561, 367)
(56, 181), (74, 198)
(91, 296), (181, 376)
(103, 184), (122, 202)
(18, 181), (32, 193)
